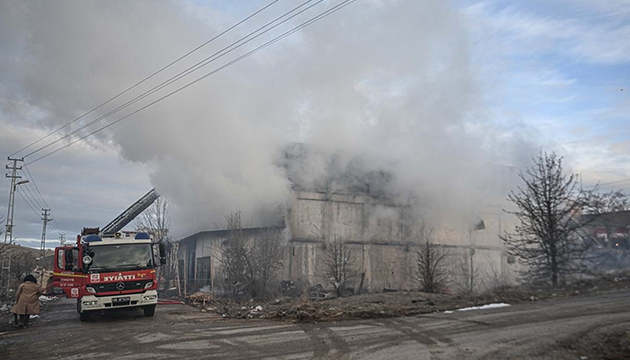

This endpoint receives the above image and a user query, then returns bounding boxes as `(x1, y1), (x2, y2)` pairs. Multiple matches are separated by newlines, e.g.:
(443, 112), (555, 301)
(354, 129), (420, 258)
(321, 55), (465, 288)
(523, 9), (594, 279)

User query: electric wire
(598, 178), (630, 188)
(23, 0), (321, 159)
(27, 0), (358, 164)
(16, 187), (61, 238)
(16, 188), (42, 218)
(585, 178), (630, 190)
(22, 163), (51, 209)
(17, 187), (61, 238)
(21, 182), (45, 210)
(10, 0), (281, 158)
(51, 219), (64, 235)
(20, 164), (63, 237)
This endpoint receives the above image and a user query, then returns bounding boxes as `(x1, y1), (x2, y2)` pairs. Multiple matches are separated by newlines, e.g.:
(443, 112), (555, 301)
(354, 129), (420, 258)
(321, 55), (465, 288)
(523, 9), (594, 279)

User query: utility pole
(40, 209), (52, 275)
(2, 158), (24, 293)
(59, 233), (66, 246)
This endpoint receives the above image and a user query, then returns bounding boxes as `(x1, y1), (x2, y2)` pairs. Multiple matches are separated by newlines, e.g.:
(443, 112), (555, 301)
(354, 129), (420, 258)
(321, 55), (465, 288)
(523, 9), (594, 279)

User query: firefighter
(11, 275), (52, 328)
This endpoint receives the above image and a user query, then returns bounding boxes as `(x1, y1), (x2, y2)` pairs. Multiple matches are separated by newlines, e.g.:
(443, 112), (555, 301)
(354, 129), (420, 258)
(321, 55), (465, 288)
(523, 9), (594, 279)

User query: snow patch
(457, 303), (511, 312)
(442, 303), (511, 314)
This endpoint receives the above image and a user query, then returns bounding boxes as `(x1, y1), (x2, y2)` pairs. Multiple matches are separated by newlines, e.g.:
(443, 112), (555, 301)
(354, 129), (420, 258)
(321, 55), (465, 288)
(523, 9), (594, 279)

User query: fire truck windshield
(88, 243), (154, 272)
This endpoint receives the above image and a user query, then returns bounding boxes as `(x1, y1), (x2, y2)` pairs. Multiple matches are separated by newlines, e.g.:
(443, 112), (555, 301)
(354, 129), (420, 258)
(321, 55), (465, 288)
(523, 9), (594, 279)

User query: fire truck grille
(94, 280), (151, 293)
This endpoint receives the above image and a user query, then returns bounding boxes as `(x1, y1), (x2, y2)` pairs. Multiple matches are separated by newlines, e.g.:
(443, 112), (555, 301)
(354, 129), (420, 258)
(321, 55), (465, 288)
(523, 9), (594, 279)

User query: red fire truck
(53, 228), (165, 321)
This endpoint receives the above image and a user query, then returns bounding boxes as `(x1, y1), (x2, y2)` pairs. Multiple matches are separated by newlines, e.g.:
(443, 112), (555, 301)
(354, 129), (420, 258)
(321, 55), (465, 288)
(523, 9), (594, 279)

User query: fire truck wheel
(79, 311), (92, 322)
(143, 305), (156, 317)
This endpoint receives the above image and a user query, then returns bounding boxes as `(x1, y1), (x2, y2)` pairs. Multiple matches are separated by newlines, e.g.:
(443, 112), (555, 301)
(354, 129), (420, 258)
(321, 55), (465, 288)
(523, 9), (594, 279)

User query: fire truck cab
(53, 228), (165, 321)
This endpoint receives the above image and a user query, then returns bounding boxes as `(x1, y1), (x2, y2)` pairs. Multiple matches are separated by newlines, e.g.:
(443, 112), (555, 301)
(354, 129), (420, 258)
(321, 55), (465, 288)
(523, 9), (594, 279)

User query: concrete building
(178, 189), (516, 294)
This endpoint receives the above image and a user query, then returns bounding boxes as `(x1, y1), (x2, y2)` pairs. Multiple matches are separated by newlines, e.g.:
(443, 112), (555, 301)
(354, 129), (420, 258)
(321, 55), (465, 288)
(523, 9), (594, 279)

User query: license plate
(112, 296), (130, 303)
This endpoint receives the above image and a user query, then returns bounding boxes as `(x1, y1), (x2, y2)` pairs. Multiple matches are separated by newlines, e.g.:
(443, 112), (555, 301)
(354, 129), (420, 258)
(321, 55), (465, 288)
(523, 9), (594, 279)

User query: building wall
(283, 191), (512, 292)
(180, 191), (516, 294)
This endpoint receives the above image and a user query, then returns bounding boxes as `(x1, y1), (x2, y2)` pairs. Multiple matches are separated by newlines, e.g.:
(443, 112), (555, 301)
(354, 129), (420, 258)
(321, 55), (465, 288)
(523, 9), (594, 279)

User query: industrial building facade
(178, 189), (515, 294)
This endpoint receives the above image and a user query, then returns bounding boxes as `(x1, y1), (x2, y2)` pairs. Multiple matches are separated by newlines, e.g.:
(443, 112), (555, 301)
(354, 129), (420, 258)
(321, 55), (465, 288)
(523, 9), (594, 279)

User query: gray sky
(0, 0), (628, 249)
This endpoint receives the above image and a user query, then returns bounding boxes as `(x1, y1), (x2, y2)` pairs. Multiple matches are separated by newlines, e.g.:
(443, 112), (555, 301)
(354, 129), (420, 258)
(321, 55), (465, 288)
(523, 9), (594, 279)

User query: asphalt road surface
(2, 290), (629, 359)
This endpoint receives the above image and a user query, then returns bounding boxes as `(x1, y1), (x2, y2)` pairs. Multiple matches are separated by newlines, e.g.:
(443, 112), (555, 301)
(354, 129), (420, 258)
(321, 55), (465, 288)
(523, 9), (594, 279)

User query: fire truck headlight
(82, 300), (98, 306)
(86, 287), (96, 294)
(142, 294), (157, 301)
(144, 282), (153, 289)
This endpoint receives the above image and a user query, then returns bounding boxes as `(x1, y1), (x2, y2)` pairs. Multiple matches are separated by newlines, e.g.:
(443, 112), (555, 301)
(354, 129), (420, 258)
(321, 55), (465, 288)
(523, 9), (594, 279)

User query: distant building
(581, 211), (630, 249)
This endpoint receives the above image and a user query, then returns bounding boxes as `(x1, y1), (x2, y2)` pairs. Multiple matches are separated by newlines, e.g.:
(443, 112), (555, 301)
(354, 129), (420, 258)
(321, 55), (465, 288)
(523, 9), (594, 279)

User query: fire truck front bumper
(79, 290), (158, 312)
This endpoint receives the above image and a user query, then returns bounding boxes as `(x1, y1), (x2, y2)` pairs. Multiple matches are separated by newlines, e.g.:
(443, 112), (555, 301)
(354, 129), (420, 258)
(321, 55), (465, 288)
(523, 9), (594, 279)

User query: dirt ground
(2, 289), (630, 359)
(187, 271), (630, 323)
(554, 324), (630, 360)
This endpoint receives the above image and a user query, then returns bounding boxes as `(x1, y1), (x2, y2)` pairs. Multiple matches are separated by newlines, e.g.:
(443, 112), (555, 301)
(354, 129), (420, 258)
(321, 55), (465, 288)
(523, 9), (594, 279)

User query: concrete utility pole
(59, 233), (66, 246)
(2, 158), (25, 292)
(40, 209), (52, 274)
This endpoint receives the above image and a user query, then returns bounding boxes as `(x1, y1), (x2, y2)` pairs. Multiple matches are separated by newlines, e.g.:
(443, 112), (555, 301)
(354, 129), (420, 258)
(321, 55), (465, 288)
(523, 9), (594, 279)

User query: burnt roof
(581, 210), (630, 227)
(178, 226), (285, 243)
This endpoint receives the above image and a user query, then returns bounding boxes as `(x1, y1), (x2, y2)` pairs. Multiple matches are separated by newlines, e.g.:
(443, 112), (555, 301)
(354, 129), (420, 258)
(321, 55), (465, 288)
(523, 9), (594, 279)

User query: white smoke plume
(0, 0), (532, 236)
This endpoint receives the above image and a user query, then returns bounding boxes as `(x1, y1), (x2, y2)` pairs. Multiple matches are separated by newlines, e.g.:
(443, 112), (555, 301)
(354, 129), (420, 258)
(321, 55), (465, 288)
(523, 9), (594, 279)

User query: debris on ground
(210, 292), (464, 322)
(188, 292), (218, 307)
(307, 284), (328, 299)
(188, 270), (630, 323)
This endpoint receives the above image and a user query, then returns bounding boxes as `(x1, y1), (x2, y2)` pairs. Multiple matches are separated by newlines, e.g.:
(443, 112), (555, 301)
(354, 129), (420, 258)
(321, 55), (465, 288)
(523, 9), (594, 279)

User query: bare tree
(323, 237), (356, 297)
(245, 229), (282, 298)
(0, 215), (8, 286)
(11, 249), (36, 280)
(454, 250), (480, 295)
(136, 197), (170, 242)
(136, 198), (174, 288)
(219, 211), (283, 299)
(0, 215), (6, 258)
(219, 211), (248, 297)
(484, 255), (513, 298)
(415, 225), (448, 293)
(501, 152), (591, 287)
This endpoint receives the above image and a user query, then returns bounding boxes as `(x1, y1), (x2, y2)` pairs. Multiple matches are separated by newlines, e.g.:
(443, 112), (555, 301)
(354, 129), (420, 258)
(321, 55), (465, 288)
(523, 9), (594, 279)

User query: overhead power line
(22, 163), (51, 209)
(10, 0), (281, 158)
(19, 164), (62, 238)
(51, 219), (64, 235)
(599, 178), (630, 187)
(15, 188), (61, 238)
(27, 0), (358, 165)
(585, 178), (630, 190)
(21, 182), (45, 210)
(23, 0), (321, 160)
(16, 188), (42, 218)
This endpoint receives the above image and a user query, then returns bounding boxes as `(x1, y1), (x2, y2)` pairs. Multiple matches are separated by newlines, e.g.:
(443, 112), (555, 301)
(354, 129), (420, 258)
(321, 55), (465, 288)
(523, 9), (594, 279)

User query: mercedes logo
(116, 282), (125, 291)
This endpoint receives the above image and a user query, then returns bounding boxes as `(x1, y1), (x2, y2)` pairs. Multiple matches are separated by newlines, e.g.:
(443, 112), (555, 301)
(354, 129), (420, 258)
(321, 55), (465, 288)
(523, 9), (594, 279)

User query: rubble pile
(185, 271), (630, 323)
(212, 292), (463, 322)
(188, 292), (218, 307)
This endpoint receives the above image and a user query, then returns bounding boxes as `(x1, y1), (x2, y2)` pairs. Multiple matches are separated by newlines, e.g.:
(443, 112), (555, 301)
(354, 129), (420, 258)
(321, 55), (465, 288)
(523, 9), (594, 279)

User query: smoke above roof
(0, 1), (533, 236)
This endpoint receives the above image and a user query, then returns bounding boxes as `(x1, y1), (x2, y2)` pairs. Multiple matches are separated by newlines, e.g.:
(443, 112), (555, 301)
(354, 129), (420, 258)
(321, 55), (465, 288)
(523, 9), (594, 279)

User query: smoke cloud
(0, 0), (532, 236)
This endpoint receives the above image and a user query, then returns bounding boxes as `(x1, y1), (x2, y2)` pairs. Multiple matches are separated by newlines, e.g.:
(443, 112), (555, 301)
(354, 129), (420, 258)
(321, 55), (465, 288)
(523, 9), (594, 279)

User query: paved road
(1, 290), (629, 359)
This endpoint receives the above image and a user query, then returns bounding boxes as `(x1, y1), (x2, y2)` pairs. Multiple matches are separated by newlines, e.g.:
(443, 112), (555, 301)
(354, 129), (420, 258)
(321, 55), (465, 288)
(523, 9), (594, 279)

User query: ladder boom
(101, 189), (160, 234)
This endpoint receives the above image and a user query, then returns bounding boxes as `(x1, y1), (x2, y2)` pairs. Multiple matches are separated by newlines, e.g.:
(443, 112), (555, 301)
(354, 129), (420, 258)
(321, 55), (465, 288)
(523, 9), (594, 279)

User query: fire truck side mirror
(158, 243), (166, 266)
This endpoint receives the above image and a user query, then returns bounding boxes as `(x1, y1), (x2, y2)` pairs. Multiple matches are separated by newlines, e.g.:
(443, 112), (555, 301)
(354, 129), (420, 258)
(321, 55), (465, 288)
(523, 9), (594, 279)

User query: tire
(143, 305), (156, 317)
(79, 311), (91, 322)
